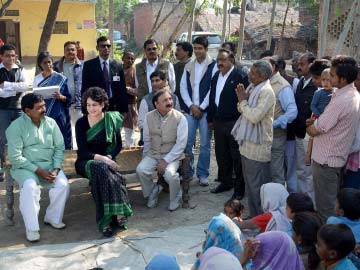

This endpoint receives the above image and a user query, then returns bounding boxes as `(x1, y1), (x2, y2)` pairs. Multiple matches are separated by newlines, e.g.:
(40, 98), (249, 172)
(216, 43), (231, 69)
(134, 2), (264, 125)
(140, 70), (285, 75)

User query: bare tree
(148, 0), (184, 39)
(318, 0), (330, 57)
(266, 0), (276, 50)
(109, 0), (114, 58)
(151, 0), (167, 33)
(187, 0), (196, 42)
(0, 0), (14, 16)
(37, 0), (62, 54)
(161, 12), (190, 57)
(237, 0), (247, 61)
(221, 0), (228, 43)
(279, 0), (290, 56)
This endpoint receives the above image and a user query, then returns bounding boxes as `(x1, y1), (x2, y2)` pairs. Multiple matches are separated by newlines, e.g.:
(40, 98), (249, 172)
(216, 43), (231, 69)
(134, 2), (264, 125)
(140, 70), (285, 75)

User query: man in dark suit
(207, 48), (249, 199)
(81, 36), (128, 114)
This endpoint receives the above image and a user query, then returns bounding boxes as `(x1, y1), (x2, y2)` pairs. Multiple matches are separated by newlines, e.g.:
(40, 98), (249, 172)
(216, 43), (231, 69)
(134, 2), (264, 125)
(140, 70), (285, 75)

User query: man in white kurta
(136, 90), (188, 211)
(5, 93), (70, 242)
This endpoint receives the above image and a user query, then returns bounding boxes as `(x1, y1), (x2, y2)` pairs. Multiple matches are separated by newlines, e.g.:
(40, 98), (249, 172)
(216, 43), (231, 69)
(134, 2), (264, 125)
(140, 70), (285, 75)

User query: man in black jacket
(287, 52), (316, 198)
(207, 48), (249, 199)
(81, 36), (128, 114)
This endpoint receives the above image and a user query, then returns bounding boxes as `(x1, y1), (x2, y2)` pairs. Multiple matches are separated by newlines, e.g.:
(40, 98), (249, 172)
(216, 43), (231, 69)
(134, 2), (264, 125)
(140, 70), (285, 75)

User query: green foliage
(96, 0), (139, 26)
(113, 48), (124, 61)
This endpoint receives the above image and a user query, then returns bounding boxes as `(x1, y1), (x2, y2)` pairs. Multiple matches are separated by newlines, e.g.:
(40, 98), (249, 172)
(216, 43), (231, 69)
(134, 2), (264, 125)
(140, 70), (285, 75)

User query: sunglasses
(99, 44), (111, 48)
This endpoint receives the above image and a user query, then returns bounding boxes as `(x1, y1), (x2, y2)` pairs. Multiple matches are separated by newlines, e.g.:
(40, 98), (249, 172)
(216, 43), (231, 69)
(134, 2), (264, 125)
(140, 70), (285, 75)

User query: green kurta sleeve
(6, 119), (38, 173)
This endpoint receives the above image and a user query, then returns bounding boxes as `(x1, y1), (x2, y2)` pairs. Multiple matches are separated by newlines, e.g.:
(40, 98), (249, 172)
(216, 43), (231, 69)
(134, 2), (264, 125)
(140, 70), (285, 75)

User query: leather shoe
(210, 184), (232, 194)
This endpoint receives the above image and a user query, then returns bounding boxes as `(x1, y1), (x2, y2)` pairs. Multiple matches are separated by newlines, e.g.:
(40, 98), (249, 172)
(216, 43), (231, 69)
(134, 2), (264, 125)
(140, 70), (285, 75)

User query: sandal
(102, 225), (114, 238)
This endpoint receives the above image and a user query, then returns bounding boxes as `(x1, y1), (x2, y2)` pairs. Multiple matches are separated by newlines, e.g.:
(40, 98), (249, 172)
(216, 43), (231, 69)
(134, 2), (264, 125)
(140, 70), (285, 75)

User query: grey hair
(252, 60), (273, 80)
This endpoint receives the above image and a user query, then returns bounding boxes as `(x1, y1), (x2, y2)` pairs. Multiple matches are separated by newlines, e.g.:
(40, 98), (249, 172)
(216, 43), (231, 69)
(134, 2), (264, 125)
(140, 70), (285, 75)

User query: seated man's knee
(22, 179), (38, 191)
(163, 169), (178, 182)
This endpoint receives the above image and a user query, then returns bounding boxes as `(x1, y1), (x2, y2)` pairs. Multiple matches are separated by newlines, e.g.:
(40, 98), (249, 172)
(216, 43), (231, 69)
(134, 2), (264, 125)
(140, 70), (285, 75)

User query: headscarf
(198, 247), (243, 270)
(145, 254), (180, 270)
(253, 231), (304, 270)
(260, 183), (290, 232)
(195, 213), (243, 269)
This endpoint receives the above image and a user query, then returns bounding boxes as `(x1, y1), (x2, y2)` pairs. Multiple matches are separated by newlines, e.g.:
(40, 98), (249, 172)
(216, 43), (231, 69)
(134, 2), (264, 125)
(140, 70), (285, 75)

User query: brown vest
(270, 72), (291, 137)
(147, 109), (183, 160)
(135, 58), (170, 102)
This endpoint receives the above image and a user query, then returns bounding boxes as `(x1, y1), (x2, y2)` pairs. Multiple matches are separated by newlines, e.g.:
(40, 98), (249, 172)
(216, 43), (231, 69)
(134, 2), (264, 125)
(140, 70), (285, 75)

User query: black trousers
(214, 120), (245, 195)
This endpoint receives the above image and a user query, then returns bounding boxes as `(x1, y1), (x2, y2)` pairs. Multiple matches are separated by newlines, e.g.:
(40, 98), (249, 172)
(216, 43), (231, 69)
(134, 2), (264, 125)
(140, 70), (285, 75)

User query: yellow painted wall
(1, 0), (97, 58)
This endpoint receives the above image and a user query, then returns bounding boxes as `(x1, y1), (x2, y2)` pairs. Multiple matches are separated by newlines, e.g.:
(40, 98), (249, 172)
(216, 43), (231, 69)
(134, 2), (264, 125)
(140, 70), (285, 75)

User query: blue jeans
(184, 113), (211, 179)
(0, 109), (22, 162)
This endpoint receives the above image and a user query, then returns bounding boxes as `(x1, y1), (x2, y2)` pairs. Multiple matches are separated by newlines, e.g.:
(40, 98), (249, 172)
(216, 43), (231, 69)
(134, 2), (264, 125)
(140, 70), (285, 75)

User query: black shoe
(102, 226), (114, 238)
(210, 184), (232, 194)
(231, 192), (244, 200)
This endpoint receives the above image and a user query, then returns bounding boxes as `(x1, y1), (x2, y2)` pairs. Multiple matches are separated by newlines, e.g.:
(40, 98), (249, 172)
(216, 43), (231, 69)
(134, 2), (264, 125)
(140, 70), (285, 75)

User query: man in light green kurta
(5, 93), (70, 242)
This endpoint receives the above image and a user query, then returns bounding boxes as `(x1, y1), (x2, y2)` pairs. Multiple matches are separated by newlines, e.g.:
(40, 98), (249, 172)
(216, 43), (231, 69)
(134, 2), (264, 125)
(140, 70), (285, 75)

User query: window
(53, 21), (68, 34)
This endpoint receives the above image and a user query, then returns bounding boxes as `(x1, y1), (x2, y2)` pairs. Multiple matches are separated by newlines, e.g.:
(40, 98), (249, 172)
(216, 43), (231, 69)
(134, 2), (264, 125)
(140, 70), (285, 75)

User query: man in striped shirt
(306, 56), (360, 221)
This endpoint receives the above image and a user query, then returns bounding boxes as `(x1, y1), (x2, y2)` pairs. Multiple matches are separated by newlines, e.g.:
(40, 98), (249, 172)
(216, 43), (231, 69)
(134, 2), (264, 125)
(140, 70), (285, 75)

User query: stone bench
(3, 147), (191, 226)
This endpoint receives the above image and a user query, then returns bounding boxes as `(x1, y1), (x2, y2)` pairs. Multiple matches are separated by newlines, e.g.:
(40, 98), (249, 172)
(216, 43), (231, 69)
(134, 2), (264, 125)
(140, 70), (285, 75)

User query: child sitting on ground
(316, 224), (357, 270)
(146, 254), (180, 270)
(327, 188), (360, 268)
(286, 192), (315, 220)
(237, 183), (290, 234)
(224, 199), (244, 224)
(292, 211), (324, 270)
(306, 68), (333, 165)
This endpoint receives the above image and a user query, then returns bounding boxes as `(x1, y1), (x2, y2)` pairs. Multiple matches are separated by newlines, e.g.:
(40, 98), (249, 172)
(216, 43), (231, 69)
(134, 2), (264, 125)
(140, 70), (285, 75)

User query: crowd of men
(0, 35), (360, 242)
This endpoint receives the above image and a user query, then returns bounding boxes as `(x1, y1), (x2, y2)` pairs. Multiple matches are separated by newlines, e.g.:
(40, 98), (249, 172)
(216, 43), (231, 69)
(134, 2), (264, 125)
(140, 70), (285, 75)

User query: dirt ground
(0, 149), (249, 251)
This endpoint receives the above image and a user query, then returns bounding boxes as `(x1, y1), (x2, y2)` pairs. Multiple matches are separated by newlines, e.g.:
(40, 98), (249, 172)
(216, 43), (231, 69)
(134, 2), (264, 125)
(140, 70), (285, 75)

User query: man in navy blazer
(81, 36), (128, 114)
(207, 48), (249, 200)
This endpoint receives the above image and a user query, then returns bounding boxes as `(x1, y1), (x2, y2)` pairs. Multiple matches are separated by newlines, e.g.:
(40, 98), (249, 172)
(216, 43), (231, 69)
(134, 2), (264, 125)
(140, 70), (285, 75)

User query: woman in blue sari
(34, 51), (72, 149)
(75, 87), (133, 237)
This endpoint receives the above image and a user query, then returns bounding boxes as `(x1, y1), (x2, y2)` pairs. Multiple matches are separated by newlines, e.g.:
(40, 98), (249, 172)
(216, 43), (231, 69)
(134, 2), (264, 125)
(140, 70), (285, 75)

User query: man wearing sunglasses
(135, 39), (175, 103)
(81, 36), (128, 115)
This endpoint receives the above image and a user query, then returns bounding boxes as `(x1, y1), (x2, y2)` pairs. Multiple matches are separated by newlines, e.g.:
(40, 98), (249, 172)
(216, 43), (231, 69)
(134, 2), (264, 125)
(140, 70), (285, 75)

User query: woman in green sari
(75, 87), (133, 237)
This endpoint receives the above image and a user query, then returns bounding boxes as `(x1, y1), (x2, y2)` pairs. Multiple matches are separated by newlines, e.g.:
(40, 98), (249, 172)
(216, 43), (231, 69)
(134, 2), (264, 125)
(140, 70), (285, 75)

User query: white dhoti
(19, 170), (70, 231)
(136, 156), (180, 202)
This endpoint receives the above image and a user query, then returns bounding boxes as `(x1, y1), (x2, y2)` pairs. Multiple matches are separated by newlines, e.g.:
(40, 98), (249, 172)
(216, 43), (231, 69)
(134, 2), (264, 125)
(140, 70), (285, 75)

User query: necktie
(103, 61), (111, 98)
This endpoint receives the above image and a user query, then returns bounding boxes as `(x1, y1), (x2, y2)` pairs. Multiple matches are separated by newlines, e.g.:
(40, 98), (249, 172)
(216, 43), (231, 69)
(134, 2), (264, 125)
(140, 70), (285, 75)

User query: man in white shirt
(135, 39), (175, 102)
(180, 36), (218, 186)
(136, 90), (188, 211)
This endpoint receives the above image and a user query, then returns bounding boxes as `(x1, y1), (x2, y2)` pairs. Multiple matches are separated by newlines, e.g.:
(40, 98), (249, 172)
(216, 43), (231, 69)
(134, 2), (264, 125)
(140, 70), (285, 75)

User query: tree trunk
(37, 0), (62, 54)
(109, 0), (114, 59)
(333, 0), (357, 56)
(266, 0), (277, 51)
(279, 0), (290, 56)
(221, 0), (228, 43)
(148, 0), (184, 39)
(187, 0), (196, 42)
(318, 0), (330, 57)
(151, 0), (167, 33)
(0, 0), (14, 17)
(227, 0), (231, 40)
(237, 0), (247, 61)
(161, 12), (190, 58)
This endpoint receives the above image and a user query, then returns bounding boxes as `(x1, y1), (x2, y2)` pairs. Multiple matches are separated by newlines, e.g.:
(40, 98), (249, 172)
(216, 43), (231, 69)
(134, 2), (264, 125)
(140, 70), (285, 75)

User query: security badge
(113, 73), (120, 81)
